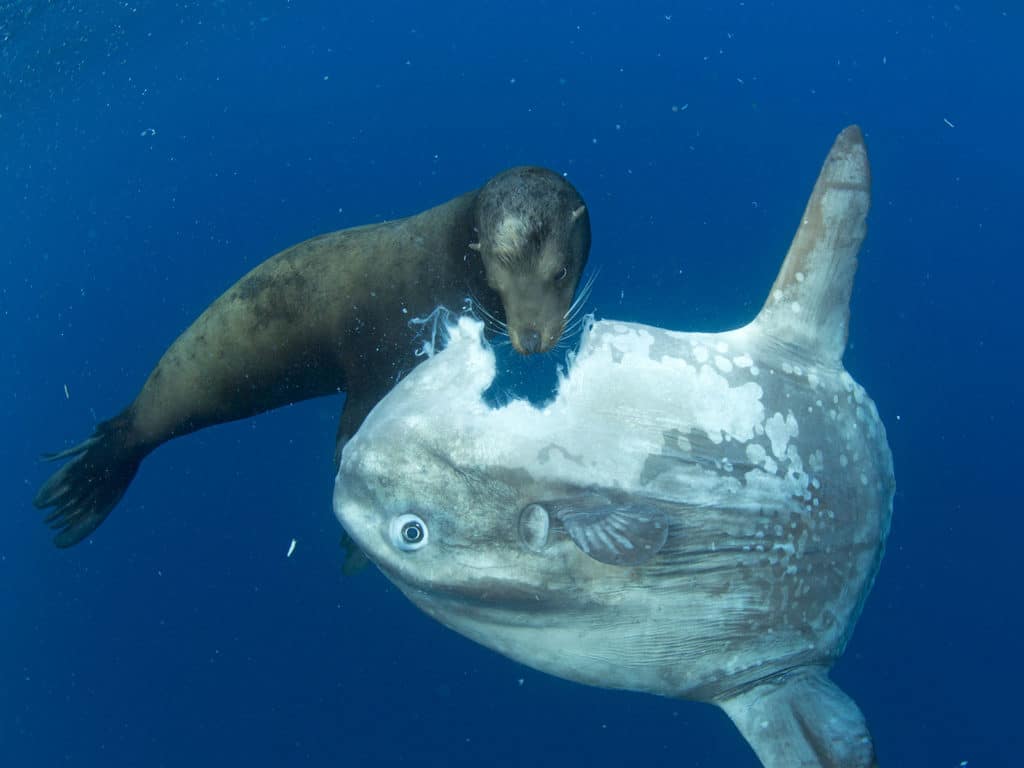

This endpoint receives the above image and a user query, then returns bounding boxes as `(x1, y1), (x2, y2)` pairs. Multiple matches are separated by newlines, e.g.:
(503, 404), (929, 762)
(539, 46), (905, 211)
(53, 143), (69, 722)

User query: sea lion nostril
(520, 329), (542, 354)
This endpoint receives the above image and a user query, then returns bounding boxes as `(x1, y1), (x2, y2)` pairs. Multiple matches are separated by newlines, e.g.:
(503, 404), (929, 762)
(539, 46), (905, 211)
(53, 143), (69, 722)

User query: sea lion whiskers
(512, 270), (595, 356)
(467, 292), (509, 338)
(562, 315), (590, 335)
(558, 273), (599, 346)
(564, 268), (599, 322)
(554, 312), (592, 348)
(552, 323), (586, 352)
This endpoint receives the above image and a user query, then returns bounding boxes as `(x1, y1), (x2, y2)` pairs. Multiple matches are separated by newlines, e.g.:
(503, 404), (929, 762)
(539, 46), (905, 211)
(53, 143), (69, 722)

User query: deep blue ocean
(3, 2), (1020, 766)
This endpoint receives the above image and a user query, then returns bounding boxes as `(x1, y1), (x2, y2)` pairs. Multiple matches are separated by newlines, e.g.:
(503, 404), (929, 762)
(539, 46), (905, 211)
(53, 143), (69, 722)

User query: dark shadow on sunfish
(482, 268), (597, 408)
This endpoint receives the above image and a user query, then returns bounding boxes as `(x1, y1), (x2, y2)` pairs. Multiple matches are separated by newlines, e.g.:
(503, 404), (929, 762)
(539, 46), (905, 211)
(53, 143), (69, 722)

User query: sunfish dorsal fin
(718, 667), (877, 768)
(753, 125), (870, 365)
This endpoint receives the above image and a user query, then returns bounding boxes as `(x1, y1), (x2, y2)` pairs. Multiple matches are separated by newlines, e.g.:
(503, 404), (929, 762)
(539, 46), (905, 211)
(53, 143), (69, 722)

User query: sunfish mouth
(374, 559), (575, 616)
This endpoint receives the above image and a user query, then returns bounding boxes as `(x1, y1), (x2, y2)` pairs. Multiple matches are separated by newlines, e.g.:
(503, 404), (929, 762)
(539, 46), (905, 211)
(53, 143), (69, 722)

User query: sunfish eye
(554, 266), (568, 282)
(390, 513), (429, 552)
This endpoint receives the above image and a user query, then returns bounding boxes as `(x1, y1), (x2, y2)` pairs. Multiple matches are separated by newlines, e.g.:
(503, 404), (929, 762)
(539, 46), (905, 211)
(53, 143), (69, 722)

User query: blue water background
(2, 2), (1020, 765)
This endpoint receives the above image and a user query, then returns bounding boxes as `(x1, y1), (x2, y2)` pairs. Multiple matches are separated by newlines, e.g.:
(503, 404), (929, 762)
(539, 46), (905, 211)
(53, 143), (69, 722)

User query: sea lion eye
(554, 266), (568, 282)
(391, 513), (429, 551)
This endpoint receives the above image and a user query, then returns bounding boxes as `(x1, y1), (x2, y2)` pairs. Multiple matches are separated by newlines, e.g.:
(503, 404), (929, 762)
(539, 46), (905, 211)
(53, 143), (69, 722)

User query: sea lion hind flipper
(717, 667), (877, 768)
(34, 414), (144, 548)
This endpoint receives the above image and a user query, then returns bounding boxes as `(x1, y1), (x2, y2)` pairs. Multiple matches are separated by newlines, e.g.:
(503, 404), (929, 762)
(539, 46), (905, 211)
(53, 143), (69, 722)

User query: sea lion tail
(717, 667), (877, 768)
(33, 412), (145, 548)
(752, 125), (870, 366)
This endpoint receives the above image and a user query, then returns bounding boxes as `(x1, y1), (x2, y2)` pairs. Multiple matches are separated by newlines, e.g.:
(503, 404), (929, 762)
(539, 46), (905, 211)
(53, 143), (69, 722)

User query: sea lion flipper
(333, 381), (394, 467)
(339, 532), (370, 576)
(718, 668), (877, 768)
(34, 413), (144, 548)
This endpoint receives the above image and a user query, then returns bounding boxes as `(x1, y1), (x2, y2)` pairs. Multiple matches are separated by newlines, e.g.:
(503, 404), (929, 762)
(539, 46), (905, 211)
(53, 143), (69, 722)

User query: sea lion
(334, 126), (890, 767)
(34, 166), (591, 548)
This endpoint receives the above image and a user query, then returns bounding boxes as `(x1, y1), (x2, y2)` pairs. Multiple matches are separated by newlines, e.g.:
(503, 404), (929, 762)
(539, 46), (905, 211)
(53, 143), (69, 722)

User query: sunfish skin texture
(335, 126), (890, 768)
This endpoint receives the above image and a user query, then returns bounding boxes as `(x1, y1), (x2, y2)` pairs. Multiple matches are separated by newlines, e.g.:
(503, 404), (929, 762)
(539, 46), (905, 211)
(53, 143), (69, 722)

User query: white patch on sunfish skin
(388, 320), (770, 491)
(764, 412), (799, 460)
(562, 324), (766, 448)
(745, 442), (779, 475)
(733, 354), (753, 369)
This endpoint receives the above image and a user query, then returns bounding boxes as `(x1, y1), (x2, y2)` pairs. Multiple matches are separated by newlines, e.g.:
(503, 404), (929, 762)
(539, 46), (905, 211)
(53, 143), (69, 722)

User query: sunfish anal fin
(717, 667), (877, 768)
(548, 496), (669, 566)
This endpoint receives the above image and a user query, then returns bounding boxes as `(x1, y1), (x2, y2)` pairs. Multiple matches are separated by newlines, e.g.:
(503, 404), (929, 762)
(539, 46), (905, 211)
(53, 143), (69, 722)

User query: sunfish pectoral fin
(753, 125), (870, 365)
(547, 496), (669, 566)
(717, 667), (877, 768)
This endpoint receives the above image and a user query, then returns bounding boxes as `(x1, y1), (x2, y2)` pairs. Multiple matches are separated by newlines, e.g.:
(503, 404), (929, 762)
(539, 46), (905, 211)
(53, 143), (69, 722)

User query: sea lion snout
(509, 323), (563, 355)
(498, 281), (569, 354)
(517, 329), (542, 355)
(480, 248), (584, 355)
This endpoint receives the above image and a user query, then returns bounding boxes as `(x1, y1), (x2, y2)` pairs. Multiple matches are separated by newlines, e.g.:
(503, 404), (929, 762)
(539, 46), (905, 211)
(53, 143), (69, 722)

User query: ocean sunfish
(334, 126), (893, 768)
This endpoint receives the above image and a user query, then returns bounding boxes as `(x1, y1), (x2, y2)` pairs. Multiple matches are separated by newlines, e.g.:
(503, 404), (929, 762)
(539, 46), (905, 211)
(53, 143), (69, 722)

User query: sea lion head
(472, 166), (590, 354)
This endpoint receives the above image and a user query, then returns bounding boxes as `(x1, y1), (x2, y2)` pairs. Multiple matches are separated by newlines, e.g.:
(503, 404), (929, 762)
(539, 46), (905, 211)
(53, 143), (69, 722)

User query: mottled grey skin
(335, 127), (891, 768)
(34, 167), (590, 547)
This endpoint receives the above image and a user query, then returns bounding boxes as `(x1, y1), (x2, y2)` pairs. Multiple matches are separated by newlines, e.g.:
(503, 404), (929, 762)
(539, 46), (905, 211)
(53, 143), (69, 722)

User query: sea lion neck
(381, 189), (501, 321)
(440, 188), (497, 305)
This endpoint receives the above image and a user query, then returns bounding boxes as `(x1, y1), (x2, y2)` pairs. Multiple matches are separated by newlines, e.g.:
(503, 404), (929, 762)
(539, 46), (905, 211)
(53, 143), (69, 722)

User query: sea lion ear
(547, 495), (668, 566)
(468, 242), (481, 252)
(571, 205), (586, 222)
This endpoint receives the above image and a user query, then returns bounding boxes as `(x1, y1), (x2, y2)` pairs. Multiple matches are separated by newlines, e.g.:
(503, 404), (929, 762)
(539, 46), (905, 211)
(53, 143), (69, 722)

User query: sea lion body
(35, 167), (591, 547)
(130, 195), (481, 450)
